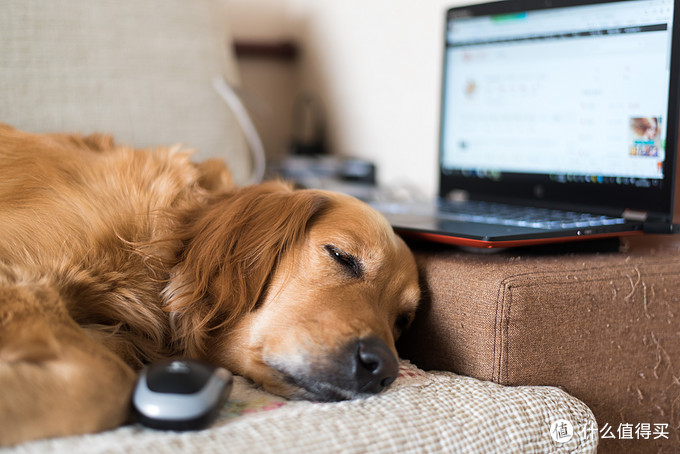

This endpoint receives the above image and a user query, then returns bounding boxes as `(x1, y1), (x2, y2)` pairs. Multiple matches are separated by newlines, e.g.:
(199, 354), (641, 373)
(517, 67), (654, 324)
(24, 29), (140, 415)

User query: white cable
(212, 76), (267, 184)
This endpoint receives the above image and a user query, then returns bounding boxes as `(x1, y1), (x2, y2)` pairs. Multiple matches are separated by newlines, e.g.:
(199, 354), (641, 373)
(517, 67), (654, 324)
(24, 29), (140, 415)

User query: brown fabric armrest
(398, 236), (680, 453)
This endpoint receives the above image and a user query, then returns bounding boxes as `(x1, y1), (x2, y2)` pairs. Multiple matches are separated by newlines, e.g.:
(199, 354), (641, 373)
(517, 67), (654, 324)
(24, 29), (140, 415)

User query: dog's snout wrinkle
(355, 337), (398, 394)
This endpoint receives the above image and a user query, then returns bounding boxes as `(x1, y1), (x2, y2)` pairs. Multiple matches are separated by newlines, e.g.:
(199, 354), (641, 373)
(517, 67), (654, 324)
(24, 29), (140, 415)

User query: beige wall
(224, 0), (472, 197)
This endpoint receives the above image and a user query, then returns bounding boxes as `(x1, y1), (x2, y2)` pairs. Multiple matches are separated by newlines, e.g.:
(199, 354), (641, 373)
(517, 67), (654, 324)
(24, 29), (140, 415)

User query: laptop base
(396, 228), (643, 250)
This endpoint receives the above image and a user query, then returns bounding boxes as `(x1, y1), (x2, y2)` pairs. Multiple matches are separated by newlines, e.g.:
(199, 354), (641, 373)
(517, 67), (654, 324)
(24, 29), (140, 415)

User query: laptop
(372, 0), (680, 248)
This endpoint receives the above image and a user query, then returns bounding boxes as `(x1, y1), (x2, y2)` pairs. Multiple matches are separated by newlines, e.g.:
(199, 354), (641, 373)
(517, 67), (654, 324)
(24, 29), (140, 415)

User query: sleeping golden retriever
(0, 124), (420, 445)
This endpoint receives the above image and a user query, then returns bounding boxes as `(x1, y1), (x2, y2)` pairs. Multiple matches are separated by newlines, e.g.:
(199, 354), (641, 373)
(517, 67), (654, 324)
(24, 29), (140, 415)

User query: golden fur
(0, 124), (420, 445)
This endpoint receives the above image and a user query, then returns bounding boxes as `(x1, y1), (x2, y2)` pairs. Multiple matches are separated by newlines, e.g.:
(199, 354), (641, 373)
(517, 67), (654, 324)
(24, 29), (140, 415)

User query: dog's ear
(164, 181), (330, 357)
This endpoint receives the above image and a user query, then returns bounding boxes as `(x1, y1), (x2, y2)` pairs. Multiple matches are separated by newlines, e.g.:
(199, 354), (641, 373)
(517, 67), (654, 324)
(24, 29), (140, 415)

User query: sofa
(399, 235), (680, 453)
(8, 0), (676, 452)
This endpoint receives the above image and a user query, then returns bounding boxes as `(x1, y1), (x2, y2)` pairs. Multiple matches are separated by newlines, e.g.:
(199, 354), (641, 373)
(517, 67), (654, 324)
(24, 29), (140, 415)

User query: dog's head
(165, 181), (420, 401)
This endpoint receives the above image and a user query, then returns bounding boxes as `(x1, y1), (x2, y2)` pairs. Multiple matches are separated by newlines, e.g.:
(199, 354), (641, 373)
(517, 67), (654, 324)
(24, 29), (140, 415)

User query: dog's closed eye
(324, 245), (364, 279)
(394, 313), (413, 332)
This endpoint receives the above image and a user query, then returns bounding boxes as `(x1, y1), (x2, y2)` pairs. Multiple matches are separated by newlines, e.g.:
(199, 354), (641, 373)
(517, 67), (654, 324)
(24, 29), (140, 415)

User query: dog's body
(0, 125), (420, 445)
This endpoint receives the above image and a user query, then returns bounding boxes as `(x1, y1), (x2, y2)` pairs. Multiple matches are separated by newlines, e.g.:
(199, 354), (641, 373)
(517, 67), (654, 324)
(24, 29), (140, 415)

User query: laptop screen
(440, 0), (679, 217)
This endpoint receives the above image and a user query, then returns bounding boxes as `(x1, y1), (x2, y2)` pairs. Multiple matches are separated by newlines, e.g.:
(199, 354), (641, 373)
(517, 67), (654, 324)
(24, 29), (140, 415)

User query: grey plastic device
(132, 359), (233, 431)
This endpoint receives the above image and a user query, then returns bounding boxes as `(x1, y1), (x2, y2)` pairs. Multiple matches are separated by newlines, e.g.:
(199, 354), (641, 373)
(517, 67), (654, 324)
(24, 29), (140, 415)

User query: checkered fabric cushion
(0, 0), (250, 182)
(7, 360), (597, 453)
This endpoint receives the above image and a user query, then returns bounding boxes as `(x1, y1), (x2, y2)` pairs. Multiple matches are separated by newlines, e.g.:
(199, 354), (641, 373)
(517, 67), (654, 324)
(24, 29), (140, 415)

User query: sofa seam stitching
(504, 283), (511, 386)
(496, 278), (513, 385)
(498, 269), (672, 289)
(493, 280), (504, 383)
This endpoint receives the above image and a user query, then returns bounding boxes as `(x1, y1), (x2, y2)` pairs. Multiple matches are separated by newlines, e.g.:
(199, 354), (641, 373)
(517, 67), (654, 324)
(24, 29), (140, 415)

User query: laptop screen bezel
(438, 0), (680, 220)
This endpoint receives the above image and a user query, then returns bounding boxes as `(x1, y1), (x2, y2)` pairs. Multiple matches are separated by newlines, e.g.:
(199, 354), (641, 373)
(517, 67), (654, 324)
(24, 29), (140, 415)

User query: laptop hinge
(623, 209), (648, 222)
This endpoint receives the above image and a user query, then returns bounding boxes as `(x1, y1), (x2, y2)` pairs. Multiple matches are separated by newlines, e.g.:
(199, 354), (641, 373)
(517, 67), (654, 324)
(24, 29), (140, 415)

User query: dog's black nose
(355, 337), (399, 393)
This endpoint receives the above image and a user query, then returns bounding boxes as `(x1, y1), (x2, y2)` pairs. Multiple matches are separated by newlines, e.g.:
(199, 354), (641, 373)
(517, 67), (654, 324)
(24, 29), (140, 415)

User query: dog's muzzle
(270, 335), (400, 402)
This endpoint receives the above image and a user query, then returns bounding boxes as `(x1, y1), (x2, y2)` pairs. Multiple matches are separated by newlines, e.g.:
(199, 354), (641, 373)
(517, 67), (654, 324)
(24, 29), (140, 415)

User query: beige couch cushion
(5, 360), (597, 453)
(0, 0), (250, 182)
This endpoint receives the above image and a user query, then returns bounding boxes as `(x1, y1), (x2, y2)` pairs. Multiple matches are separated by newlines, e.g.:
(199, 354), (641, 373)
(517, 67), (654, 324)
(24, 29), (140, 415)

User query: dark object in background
(290, 94), (326, 156)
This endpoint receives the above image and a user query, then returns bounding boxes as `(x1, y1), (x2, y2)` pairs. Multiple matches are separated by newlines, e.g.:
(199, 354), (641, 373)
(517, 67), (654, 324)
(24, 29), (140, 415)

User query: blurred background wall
(224, 0), (472, 197)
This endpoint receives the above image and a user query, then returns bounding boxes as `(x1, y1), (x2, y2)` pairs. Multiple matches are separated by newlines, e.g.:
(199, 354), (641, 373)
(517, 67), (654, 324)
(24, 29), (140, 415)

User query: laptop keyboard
(439, 201), (626, 230)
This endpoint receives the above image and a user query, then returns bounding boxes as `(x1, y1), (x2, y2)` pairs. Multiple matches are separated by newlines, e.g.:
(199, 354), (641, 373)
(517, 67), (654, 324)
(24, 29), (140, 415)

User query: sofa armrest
(398, 236), (680, 453)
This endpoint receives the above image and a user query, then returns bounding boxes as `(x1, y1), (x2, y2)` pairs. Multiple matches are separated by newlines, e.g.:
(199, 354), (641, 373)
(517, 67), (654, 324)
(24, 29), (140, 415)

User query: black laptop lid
(439, 0), (679, 222)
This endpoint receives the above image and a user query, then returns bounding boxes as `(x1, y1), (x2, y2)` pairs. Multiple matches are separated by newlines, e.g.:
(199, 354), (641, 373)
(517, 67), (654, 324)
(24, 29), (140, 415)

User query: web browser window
(441, 0), (674, 185)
